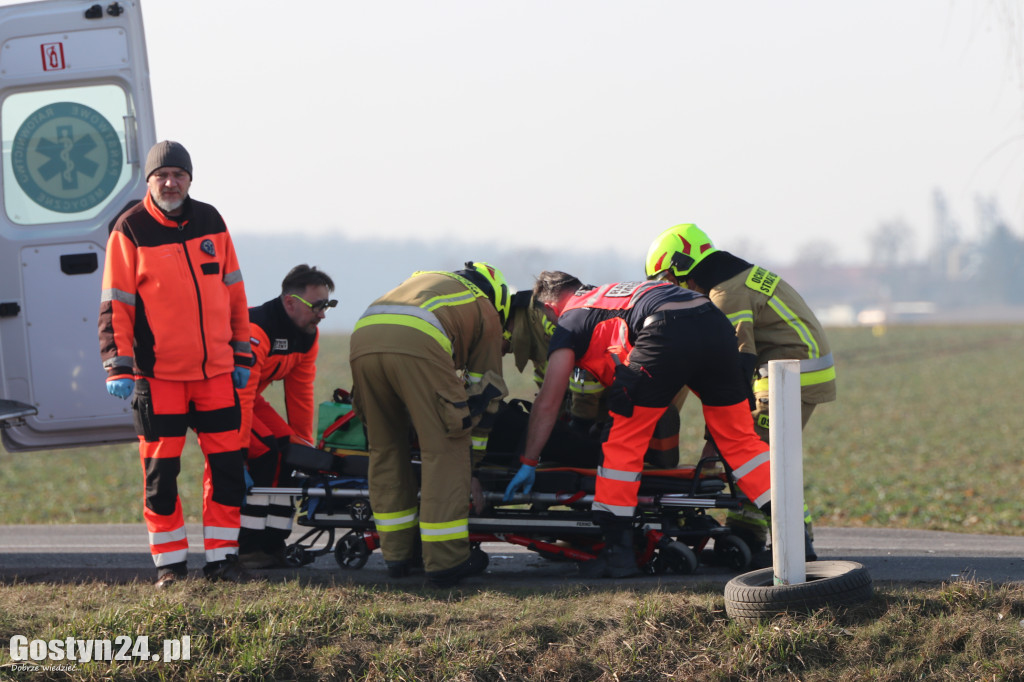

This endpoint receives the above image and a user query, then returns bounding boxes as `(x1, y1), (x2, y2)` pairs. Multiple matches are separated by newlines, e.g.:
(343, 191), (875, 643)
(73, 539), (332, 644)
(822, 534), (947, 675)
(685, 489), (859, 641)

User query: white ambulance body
(0, 0), (155, 450)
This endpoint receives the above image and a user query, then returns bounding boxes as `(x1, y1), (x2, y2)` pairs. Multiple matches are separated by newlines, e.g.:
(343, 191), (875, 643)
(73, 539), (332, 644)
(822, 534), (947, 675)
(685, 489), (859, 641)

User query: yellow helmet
(465, 261), (511, 324)
(644, 223), (718, 280)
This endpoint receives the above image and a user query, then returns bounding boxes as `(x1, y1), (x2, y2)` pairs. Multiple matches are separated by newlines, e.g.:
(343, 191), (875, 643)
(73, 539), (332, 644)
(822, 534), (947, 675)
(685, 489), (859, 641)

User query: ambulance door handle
(0, 302), (20, 318)
(60, 253), (98, 276)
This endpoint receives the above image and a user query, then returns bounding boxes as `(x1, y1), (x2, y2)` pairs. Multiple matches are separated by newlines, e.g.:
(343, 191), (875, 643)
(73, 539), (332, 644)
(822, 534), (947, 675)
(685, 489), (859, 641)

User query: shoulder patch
(744, 266), (779, 297)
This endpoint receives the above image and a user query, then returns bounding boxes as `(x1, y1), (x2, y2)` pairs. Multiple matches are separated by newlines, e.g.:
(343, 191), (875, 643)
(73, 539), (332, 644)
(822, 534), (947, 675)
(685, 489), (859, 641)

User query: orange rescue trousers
(135, 373), (245, 567)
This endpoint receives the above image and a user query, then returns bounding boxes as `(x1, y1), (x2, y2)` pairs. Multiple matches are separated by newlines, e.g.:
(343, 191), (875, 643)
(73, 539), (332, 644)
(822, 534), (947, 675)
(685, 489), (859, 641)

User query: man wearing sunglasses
(236, 264), (336, 568)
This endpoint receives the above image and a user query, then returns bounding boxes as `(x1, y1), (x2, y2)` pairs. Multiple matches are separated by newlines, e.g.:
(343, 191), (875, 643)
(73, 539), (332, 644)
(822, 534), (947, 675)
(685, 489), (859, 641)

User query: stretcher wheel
(334, 530), (370, 570)
(713, 534), (753, 571)
(660, 540), (698, 574)
(283, 545), (314, 567)
(724, 560), (873, 625)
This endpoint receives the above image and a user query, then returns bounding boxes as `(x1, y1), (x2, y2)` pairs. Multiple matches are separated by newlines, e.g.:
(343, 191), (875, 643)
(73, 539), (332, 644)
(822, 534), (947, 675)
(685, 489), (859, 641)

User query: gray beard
(154, 194), (185, 213)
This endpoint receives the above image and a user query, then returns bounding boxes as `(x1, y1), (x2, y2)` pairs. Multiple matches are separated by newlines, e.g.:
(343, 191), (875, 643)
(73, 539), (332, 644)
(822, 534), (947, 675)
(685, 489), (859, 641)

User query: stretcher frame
(250, 445), (757, 576)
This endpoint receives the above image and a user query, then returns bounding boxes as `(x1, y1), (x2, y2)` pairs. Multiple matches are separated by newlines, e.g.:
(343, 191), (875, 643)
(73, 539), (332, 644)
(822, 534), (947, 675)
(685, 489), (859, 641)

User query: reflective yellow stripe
(727, 309), (754, 326)
(570, 378), (605, 395)
(355, 314), (453, 355)
(753, 364), (835, 392)
(422, 289), (479, 310)
(420, 518), (469, 542)
(800, 365), (836, 387)
(767, 297), (820, 358)
(412, 271), (487, 303)
(374, 508), (419, 533)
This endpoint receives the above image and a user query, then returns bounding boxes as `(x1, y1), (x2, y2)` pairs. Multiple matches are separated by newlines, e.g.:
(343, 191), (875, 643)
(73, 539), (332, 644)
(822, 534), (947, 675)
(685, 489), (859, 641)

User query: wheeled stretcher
(250, 441), (757, 576)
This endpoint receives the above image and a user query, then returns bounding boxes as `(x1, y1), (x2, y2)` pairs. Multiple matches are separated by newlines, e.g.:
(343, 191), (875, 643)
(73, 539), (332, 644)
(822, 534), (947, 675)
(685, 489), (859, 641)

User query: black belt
(642, 303), (708, 328)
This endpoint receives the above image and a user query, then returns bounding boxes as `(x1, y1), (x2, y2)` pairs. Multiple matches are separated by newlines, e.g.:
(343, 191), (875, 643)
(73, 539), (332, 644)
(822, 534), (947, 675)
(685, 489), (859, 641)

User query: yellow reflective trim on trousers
(374, 508), (420, 533)
(420, 518), (469, 542)
(767, 297), (820, 358)
(354, 314), (453, 355)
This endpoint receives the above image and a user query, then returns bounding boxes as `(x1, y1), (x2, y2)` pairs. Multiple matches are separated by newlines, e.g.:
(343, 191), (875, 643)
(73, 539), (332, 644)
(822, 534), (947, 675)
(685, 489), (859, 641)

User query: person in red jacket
(98, 141), (253, 588)
(503, 273), (772, 578)
(237, 264), (336, 568)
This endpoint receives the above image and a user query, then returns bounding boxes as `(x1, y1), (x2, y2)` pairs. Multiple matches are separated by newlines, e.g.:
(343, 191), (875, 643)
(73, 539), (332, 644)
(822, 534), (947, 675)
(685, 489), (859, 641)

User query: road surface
(2, 524), (1022, 587)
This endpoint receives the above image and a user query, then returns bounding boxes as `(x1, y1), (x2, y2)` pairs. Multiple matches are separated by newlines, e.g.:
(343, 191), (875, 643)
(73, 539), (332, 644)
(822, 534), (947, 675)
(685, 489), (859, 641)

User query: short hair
(281, 264), (335, 295)
(532, 270), (582, 304)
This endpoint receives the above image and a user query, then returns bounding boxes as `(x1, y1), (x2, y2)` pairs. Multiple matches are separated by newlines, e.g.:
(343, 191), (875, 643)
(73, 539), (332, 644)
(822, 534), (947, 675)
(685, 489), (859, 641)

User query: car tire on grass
(724, 560), (872, 624)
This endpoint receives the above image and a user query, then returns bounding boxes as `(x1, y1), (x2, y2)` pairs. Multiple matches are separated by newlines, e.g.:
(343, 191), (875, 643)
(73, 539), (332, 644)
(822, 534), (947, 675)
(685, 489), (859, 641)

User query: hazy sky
(133, 1), (1024, 265)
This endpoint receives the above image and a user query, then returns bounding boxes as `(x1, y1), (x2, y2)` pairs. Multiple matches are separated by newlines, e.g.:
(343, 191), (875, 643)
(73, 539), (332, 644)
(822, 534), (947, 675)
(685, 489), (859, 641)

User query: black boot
(426, 547), (489, 588)
(578, 520), (640, 579)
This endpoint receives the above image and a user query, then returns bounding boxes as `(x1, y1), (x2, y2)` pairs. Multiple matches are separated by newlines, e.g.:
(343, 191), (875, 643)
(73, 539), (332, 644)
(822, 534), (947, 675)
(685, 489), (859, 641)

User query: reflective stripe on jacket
(710, 265), (836, 403)
(99, 192), (250, 380)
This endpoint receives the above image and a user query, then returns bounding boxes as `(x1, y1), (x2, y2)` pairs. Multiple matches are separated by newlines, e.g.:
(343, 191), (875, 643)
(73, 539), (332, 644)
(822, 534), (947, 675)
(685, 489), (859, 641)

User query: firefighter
(503, 273), (772, 578)
(349, 262), (510, 587)
(645, 223), (836, 562)
(237, 264), (336, 569)
(99, 141), (253, 588)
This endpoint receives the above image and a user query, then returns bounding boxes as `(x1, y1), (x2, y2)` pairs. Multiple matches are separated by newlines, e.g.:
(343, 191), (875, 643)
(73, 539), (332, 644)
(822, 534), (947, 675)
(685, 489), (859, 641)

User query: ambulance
(0, 0), (154, 450)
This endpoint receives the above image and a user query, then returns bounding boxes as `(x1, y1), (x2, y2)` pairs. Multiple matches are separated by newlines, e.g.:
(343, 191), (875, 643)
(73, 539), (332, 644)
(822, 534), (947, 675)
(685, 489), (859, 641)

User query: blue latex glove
(243, 467), (254, 494)
(232, 366), (250, 389)
(503, 463), (536, 502)
(106, 378), (134, 400)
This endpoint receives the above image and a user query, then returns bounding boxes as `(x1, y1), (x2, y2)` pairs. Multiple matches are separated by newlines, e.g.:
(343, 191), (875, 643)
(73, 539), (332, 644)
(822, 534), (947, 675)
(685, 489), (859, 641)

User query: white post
(768, 359), (805, 585)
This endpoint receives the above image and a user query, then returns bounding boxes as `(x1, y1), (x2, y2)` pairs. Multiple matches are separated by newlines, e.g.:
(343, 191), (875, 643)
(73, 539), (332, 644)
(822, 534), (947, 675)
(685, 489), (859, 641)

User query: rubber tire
(724, 560), (872, 624)
(661, 540), (698, 575)
(713, 534), (753, 572)
(334, 531), (370, 570)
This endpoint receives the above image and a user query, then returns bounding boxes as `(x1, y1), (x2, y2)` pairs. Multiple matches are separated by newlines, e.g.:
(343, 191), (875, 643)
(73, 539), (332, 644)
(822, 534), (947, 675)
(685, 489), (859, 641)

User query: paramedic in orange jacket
(237, 265), (336, 568)
(98, 141), (252, 588)
(503, 272), (771, 578)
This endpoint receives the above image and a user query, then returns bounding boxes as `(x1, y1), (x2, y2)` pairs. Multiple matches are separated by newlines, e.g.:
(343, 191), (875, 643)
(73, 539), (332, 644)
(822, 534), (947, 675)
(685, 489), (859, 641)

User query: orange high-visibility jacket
(237, 297), (318, 447)
(99, 192), (250, 381)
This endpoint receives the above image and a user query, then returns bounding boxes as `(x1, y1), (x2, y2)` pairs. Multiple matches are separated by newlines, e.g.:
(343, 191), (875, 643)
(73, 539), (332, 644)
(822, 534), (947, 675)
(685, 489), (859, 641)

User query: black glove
(607, 363), (641, 418)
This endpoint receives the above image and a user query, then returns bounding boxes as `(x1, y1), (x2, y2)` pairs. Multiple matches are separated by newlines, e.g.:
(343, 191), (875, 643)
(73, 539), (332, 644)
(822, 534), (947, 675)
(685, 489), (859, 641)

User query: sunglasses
(290, 294), (338, 313)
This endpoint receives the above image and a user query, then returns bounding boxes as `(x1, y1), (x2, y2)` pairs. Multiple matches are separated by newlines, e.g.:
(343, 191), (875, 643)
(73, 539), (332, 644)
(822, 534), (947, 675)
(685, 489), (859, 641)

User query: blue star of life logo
(36, 124), (99, 190)
(11, 102), (123, 214)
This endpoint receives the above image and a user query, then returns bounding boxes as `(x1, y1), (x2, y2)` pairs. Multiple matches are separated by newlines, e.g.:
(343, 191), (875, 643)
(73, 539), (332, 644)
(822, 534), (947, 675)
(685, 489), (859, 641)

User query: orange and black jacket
(99, 192), (251, 382)
(237, 297), (319, 447)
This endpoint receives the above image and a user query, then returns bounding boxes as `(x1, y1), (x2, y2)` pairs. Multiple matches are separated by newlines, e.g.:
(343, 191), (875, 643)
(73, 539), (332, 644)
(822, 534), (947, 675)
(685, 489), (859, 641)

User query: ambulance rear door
(0, 0), (155, 451)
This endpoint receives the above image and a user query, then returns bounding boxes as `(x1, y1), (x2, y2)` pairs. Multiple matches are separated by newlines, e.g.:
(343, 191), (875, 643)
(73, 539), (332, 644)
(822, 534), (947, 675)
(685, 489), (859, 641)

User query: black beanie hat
(145, 141), (192, 179)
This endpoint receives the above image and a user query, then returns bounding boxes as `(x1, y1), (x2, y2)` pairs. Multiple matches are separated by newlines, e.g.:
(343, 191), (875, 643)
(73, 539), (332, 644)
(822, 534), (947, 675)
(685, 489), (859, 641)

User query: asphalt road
(2, 524), (1023, 588)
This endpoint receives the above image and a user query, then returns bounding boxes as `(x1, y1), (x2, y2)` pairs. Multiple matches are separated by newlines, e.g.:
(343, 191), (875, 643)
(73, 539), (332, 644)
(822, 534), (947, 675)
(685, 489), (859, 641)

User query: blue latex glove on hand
(243, 467), (254, 494)
(106, 378), (134, 400)
(503, 463), (536, 502)
(232, 366), (250, 389)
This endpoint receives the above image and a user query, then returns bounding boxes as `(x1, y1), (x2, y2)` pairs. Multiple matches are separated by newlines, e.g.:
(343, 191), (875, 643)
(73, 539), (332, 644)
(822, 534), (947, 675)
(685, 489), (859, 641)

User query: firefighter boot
(578, 521), (640, 579)
(426, 547), (489, 588)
